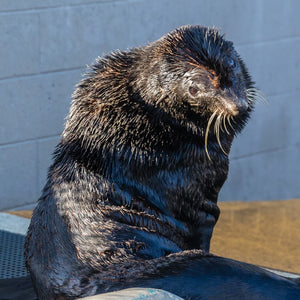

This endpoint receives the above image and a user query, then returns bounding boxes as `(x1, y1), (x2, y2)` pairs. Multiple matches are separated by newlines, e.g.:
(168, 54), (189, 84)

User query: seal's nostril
(223, 96), (249, 115)
(238, 98), (249, 111)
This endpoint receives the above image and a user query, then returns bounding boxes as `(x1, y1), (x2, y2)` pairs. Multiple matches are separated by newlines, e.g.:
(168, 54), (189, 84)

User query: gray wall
(0, 0), (299, 210)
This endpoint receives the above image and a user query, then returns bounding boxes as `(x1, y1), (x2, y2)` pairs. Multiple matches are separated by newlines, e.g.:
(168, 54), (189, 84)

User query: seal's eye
(228, 58), (236, 68)
(189, 86), (199, 97)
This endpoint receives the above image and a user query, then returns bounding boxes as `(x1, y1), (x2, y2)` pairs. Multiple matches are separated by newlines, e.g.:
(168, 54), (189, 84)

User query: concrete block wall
(0, 0), (299, 210)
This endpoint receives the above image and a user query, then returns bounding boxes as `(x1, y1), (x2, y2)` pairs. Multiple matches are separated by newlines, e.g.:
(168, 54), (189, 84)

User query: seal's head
(142, 25), (257, 159)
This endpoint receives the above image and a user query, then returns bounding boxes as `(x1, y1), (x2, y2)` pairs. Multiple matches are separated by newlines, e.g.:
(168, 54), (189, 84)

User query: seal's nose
(221, 87), (249, 115)
(237, 97), (249, 112)
(222, 94), (249, 116)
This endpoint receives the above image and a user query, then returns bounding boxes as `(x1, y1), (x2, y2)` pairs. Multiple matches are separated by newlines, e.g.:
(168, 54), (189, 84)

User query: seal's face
(182, 59), (249, 117)
(157, 26), (256, 159)
(162, 26), (253, 117)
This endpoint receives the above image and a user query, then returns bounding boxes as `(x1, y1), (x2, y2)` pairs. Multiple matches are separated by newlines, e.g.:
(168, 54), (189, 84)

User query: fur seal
(25, 25), (300, 299)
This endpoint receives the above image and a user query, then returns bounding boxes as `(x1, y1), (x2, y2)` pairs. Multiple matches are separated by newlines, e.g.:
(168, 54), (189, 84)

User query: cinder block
(125, 0), (211, 46)
(0, 69), (81, 145)
(237, 38), (300, 97)
(0, 13), (39, 79)
(0, 0), (43, 11)
(219, 145), (300, 201)
(209, 0), (300, 45)
(37, 136), (60, 192)
(38, 3), (125, 72)
(209, 0), (263, 45)
(38, 0), (213, 72)
(0, 142), (38, 210)
(0, 0), (118, 12)
(1, 0), (300, 210)
(230, 91), (300, 158)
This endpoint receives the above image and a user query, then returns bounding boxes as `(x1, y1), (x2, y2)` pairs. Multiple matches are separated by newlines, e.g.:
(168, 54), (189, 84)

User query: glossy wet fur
(25, 25), (299, 299)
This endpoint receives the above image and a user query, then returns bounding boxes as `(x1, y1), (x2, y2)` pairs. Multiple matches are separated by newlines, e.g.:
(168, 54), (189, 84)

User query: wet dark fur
(25, 26), (300, 299)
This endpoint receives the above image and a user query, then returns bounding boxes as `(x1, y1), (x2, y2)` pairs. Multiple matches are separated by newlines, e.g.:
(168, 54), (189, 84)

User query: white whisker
(230, 115), (236, 124)
(205, 110), (218, 161)
(223, 113), (230, 134)
(216, 114), (228, 156)
(228, 115), (234, 130)
(246, 88), (268, 105)
(219, 112), (224, 133)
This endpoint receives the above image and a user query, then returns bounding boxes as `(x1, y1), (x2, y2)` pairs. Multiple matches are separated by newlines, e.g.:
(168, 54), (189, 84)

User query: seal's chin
(188, 212), (216, 252)
(199, 213), (216, 252)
